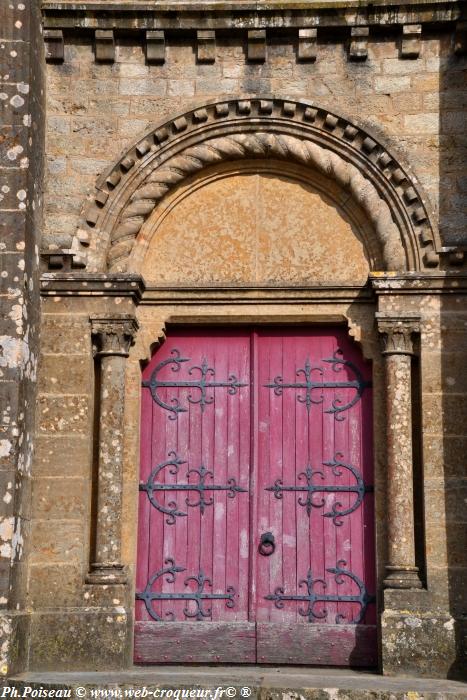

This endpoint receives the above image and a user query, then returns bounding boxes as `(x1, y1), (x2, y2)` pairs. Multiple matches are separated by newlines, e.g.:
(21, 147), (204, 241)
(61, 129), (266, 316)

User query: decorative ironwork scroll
(143, 348), (248, 420)
(265, 560), (375, 624)
(264, 350), (371, 419)
(140, 452), (247, 524)
(136, 558), (236, 621)
(266, 454), (373, 525)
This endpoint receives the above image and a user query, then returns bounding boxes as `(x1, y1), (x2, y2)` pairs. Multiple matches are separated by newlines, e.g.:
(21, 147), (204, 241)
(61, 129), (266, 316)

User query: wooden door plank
(256, 623), (377, 666)
(134, 622), (256, 663)
(136, 329), (251, 654)
(255, 328), (376, 661)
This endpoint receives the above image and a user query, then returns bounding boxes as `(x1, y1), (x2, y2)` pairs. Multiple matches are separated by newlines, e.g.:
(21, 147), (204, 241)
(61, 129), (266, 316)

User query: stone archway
(75, 97), (441, 274)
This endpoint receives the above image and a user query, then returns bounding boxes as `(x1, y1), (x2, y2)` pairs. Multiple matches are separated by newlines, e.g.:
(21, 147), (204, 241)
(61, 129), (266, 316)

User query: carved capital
(376, 315), (420, 356)
(90, 314), (139, 357)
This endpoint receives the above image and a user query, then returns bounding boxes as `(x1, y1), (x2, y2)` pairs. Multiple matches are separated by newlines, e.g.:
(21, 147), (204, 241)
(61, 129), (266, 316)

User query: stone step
(6, 668), (467, 700)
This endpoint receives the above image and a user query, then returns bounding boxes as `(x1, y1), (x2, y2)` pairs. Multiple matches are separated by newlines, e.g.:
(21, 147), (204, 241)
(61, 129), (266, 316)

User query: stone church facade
(0, 0), (466, 680)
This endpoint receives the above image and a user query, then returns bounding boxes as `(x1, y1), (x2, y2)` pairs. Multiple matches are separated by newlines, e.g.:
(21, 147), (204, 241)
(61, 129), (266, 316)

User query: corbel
(400, 24), (422, 59)
(44, 29), (64, 63)
(298, 28), (317, 62)
(349, 27), (369, 61)
(247, 30), (266, 62)
(146, 30), (166, 64)
(454, 21), (467, 55)
(95, 29), (115, 63)
(197, 30), (216, 63)
(40, 252), (86, 272)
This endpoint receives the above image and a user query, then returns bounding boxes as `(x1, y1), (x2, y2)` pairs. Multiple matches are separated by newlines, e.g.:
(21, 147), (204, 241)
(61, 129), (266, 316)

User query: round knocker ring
(258, 531), (276, 556)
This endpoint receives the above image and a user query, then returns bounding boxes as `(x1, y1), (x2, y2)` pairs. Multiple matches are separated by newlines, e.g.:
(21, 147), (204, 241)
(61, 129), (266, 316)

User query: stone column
(377, 315), (423, 590)
(87, 314), (139, 584)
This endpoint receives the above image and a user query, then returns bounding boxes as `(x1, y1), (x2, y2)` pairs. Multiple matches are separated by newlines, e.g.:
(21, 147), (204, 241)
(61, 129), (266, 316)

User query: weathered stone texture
(0, 0), (45, 676)
(42, 31), (467, 254)
(381, 608), (458, 678)
(1, 0), (467, 679)
(29, 610), (131, 671)
(139, 167), (371, 286)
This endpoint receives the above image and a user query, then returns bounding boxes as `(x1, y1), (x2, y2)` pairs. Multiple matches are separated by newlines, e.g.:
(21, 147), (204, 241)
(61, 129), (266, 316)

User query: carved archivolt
(114, 133), (402, 272)
(77, 98), (443, 273)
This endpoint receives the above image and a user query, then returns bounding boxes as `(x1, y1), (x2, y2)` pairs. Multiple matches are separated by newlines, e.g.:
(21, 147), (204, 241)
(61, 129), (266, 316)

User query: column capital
(90, 314), (139, 357)
(376, 314), (420, 356)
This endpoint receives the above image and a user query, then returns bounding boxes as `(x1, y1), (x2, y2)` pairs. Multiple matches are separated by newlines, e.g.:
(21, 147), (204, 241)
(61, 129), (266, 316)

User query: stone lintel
(376, 314), (420, 356)
(141, 284), (376, 306)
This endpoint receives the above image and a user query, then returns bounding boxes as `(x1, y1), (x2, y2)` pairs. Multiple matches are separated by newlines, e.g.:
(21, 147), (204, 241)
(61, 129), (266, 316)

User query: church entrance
(135, 327), (376, 665)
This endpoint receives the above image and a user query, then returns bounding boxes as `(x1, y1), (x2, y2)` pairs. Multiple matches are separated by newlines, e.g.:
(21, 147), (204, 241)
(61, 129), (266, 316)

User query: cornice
(370, 271), (467, 293)
(40, 273), (146, 300)
(41, 0), (465, 29)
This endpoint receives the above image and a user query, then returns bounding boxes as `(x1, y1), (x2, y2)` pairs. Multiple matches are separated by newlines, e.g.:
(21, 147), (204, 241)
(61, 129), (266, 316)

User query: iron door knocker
(259, 531), (275, 556)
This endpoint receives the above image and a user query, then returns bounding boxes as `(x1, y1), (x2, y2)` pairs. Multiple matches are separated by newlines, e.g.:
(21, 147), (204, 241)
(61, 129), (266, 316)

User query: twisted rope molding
(108, 132), (404, 272)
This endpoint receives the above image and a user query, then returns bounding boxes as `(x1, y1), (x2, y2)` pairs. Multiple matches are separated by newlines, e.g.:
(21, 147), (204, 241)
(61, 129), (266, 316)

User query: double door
(135, 327), (376, 665)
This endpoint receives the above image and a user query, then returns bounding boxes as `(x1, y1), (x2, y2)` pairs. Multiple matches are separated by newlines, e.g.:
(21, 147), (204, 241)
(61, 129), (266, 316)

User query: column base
(384, 565), (423, 589)
(28, 608), (132, 671)
(381, 608), (458, 678)
(86, 563), (127, 585)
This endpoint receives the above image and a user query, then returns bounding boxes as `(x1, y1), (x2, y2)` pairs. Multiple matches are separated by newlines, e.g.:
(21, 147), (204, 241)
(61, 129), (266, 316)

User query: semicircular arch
(76, 97), (441, 274)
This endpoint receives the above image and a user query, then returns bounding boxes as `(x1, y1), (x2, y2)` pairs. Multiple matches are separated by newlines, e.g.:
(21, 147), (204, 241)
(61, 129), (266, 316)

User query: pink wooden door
(135, 327), (376, 665)
(135, 329), (255, 662)
(253, 328), (376, 665)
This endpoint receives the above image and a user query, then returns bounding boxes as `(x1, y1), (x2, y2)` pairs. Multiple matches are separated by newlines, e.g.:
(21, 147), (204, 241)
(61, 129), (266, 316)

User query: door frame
(125, 283), (384, 667)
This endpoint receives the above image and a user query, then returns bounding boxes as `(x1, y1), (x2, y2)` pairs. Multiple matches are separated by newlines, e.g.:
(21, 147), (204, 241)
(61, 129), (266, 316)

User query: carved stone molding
(135, 322), (167, 365)
(110, 131), (404, 273)
(376, 315), (420, 356)
(91, 315), (139, 357)
(76, 98), (445, 276)
(41, 1), (465, 33)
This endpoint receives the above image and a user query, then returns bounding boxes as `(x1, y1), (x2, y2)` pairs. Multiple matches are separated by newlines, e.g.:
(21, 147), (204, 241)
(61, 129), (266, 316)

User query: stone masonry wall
(377, 289), (467, 677)
(0, 0), (45, 675)
(29, 22), (467, 676)
(42, 29), (467, 259)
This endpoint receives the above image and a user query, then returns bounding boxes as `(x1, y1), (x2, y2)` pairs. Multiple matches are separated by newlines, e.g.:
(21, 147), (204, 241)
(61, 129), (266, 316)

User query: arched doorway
(72, 98), (440, 672)
(132, 158), (376, 665)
